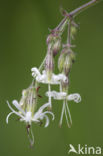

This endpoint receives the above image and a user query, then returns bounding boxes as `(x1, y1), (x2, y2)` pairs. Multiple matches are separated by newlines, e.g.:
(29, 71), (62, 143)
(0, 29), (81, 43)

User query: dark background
(0, 0), (103, 155)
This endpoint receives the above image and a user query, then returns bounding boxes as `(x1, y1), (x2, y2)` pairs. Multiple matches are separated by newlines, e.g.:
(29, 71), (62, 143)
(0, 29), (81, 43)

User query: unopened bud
(58, 52), (67, 73)
(46, 34), (61, 56)
(46, 34), (55, 44)
(52, 38), (61, 56)
(64, 54), (72, 76)
(58, 47), (75, 76)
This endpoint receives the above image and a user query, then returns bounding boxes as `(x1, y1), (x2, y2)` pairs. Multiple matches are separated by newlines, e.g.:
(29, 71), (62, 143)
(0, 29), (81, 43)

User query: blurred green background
(0, 0), (103, 155)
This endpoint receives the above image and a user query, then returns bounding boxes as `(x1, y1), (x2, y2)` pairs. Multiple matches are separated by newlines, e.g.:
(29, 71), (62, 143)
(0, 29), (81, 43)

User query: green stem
(39, 55), (47, 71)
(69, 0), (101, 18)
(67, 21), (71, 45)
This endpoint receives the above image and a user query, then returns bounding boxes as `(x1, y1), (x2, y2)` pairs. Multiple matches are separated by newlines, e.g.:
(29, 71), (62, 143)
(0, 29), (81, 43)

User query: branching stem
(54, 0), (101, 31)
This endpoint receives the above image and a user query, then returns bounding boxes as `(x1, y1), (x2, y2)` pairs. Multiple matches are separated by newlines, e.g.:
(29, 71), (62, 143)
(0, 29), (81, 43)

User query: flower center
(25, 111), (32, 123)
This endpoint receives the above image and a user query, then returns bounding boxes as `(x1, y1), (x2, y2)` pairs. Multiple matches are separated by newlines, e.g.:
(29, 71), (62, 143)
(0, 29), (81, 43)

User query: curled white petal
(31, 67), (40, 77)
(53, 74), (67, 83)
(33, 103), (50, 120)
(7, 101), (25, 120)
(36, 74), (46, 83)
(39, 111), (54, 127)
(46, 91), (67, 100)
(34, 107), (54, 127)
(67, 93), (81, 103)
(44, 115), (49, 127)
(33, 111), (40, 121)
(6, 112), (14, 124)
(39, 114), (50, 127)
(42, 111), (55, 120)
(32, 68), (67, 85)
(37, 103), (50, 114)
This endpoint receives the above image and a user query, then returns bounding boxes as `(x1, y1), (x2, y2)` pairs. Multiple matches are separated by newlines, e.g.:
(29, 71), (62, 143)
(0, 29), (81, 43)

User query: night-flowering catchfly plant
(6, 0), (102, 147)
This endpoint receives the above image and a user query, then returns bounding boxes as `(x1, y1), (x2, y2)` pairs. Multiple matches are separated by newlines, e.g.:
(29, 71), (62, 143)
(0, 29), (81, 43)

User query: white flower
(31, 67), (67, 85)
(6, 100), (54, 128)
(46, 90), (81, 127)
(31, 67), (67, 108)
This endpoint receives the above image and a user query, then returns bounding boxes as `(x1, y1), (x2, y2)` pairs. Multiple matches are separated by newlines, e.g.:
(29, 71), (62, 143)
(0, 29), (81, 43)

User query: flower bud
(46, 34), (61, 56)
(58, 47), (75, 76)
(63, 54), (72, 76)
(46, 34), (55, 44)
(52, 38), (61, 56)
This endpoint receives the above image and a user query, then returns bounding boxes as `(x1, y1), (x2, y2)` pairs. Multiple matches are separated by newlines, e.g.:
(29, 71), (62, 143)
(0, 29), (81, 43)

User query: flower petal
(34, 103), (50, 119)
(39, 114), (50, 127)
(44, 115), (49, 127)
(32, 69), (67, 85)
(42, 111), (55, 120)
(12, 100), (25, 115)
(6, 112), (14, 124)
(7, 101), (25, 119)
(31, 67), (40, 77)
(52, 73), (67, 83)
(46, 91), (67, 100)
(33, 103), (49, 121)
(67, 93), (81, 103)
